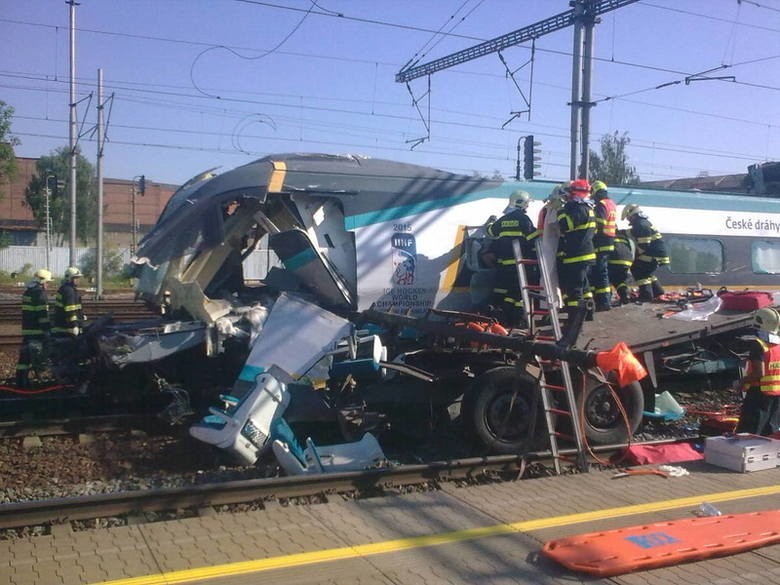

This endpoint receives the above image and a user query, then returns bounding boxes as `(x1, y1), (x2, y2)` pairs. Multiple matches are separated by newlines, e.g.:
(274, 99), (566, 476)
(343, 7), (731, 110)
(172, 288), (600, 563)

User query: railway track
(0, 298), (159, 351)
(0, 299), (154, 324)
(0, 414), (157, 439)
(0, 438), (685, 531)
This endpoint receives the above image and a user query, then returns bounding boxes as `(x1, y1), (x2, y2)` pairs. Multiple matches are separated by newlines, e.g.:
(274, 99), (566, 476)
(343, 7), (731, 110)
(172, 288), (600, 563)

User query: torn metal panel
(97, 321), (208, 367)
(235, 292), (352, 385)
(269, 229), (353, 310)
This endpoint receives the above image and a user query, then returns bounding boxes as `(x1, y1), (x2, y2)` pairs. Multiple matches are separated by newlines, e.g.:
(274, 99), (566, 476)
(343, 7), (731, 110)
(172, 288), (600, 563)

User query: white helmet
(754, 307), (780, 335)
(621, 203), (642, 221)
(34, 268), (53, 283)
(64, 266), (82, 280)
(507, 189), (532, 211)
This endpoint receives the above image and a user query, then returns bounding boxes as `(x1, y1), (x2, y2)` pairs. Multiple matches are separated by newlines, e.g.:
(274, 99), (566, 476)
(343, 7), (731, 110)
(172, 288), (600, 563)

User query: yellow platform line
(93, 484), (780, 585)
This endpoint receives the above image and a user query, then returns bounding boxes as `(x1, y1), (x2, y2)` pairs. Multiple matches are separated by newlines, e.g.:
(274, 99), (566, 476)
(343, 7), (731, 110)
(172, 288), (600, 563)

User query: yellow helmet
(64, 266), (82, 280)
(591, 180), (608, 199)
(753, 307), (780, 335)
(621, 203), (641, 221)
(34, 268), (52, 283)
(507, 189), (532, 210)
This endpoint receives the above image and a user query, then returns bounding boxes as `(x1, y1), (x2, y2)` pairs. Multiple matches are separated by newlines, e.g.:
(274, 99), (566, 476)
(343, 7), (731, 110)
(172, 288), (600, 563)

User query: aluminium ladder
(511, 239), (589, 473)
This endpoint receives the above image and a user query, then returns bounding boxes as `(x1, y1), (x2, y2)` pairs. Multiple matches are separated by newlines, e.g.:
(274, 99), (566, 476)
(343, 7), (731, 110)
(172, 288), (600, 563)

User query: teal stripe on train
(343, 180), (780, 230)
(344, 183), (552, 230)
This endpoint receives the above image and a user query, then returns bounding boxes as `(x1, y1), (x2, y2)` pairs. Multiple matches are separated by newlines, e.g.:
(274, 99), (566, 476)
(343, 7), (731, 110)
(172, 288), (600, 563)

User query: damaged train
(78, 153), (780, 467)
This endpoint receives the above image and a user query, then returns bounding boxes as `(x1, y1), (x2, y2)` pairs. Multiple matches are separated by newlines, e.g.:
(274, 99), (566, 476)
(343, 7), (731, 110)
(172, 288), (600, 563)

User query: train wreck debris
(105, 154), (658, 467)
(5, 153), (773, 470)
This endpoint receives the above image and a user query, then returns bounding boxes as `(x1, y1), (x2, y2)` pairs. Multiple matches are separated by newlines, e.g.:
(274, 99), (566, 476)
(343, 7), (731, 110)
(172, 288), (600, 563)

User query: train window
(666, 237), (724, 274)
(752, 240), (780, 274)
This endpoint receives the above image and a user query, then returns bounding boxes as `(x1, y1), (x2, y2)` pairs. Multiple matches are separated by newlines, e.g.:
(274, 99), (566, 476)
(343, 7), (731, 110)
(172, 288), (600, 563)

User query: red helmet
(568, 179), (591, 199)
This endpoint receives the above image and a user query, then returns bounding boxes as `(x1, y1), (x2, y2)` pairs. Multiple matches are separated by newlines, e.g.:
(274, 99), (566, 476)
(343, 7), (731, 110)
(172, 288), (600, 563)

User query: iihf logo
(391, 233), (416, 285)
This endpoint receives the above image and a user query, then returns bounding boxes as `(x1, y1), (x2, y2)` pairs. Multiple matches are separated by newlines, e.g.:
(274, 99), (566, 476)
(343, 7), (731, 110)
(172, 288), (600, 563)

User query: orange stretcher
(542, 510), (780, 577)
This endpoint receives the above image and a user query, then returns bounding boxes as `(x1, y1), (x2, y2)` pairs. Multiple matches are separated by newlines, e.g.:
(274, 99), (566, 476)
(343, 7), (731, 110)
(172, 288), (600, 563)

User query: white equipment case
(704, 434), (780, 473)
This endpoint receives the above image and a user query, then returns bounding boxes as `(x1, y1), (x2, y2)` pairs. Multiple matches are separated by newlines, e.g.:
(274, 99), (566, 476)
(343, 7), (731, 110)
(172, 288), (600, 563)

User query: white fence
(0, 246), (280, 281)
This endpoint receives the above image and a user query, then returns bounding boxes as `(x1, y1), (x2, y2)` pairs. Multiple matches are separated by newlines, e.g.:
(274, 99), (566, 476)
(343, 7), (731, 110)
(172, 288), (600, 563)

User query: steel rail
(0, 438), (687, 530)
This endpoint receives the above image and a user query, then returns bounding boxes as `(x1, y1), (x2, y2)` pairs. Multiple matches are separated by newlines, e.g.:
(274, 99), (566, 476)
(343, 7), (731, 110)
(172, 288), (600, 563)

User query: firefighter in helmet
(15, 268), (53, 387)
(53, 266), (84, 338)
(621, 203), (669, 301)
(608, 229), (635, 304)
(735, 307), (780, 436)
(589, 180), (617, 311)
(486, 189), (540, 328)
(556, 179), (596, 317)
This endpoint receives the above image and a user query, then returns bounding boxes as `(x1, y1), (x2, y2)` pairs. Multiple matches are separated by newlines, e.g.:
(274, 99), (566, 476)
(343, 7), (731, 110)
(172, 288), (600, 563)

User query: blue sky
(2, 0), (779, 186)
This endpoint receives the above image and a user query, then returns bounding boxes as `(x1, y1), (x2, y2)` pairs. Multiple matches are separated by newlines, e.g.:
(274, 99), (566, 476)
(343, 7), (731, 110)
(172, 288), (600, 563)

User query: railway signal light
(138, 175), (146, 196)
(523, 135), (541, 180)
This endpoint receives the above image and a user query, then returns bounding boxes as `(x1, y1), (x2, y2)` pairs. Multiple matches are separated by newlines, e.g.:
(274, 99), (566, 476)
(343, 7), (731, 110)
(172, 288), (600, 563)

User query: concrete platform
(1, 459), (778, 585)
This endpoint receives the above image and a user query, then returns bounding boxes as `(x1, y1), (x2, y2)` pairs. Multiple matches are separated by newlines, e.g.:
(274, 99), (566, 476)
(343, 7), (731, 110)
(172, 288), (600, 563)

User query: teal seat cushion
(271, 418), (305, 465)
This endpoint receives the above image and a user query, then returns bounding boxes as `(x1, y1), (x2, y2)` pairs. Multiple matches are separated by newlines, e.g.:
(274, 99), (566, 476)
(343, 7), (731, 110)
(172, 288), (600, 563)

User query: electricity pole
(67, 0), (79, 266)
(44, 173), (56, 269)
(130, 181), (137, 254)
(395, 0), (638, 180)
(96, 68), (105, 299)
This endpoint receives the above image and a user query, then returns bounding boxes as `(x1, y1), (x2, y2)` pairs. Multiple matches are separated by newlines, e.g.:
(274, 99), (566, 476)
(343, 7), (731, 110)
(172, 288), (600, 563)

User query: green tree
(589, 131), (640, 185)
(79, 246), (129, 281)
(0, 101), (20, 200)
(25, 146), (97, 245)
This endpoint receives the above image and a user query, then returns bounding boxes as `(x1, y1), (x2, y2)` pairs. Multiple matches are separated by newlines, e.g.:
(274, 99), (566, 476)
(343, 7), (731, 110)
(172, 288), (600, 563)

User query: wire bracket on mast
(72, 92), (94, 152)
(404, 77), (431, 150)
(88, 93), (115, 155)
(498, 42), (535, 128)
(685, 64), (735, 85)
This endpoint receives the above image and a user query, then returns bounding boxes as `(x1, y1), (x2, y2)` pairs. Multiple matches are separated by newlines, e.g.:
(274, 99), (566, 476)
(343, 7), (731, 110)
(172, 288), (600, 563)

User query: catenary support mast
(67, 0), (79, 266)
(395, 0), (638, 179)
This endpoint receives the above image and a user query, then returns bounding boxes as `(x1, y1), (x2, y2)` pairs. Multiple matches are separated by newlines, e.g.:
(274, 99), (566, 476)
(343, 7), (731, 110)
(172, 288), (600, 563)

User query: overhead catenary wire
(2, 2), (779, 183)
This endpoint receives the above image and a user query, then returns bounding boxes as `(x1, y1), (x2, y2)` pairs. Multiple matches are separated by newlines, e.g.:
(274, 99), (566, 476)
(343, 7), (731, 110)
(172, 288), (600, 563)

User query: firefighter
(15, 268), (53, 387)
(53, 266), (84, 338)
(589, 180), (617, 311)
(735, 307), (780, 436)
(486, 189), (540, 328)
(608, 229), (635, 304)
(556, 179), (596, 317)
(621, 204), (669, 301)
(537, 183), (567, 234)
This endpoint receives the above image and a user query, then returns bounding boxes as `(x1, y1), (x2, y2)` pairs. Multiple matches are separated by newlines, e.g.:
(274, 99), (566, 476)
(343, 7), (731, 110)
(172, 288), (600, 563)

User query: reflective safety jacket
(21, 282), (50, 340)
(608, 230), (635, 266)
(556, 199), (596, 264)
(53, 281), (83, 336)
(629, 215), (669, 264)
(743, 339), (780, 396)
(487, 208), (540, 266)
(593, 197), (617, 253)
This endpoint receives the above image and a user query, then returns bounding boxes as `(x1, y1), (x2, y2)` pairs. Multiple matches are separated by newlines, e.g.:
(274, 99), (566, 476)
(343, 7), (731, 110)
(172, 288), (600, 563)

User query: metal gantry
(395, 0), (640, 179)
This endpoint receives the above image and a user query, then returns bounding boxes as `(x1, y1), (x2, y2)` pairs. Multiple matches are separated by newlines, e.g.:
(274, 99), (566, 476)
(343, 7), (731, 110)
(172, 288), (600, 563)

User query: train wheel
(465, 366), (548, 454)
(579, 374), (644, 445)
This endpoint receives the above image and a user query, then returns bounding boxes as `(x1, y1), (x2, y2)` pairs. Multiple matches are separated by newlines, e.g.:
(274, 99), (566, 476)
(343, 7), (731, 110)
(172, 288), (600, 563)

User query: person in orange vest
(556, 179), (596, 318)
(735, 307), (780, 436)
(589, 180), (617, 311)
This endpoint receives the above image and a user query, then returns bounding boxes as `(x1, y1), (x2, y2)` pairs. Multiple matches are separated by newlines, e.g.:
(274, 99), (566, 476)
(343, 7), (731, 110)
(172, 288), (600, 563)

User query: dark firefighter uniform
(627, 212), (669, 301)
(15, 280), (51, 386)
(556, 197), (596, 312)
(736, 337), (780, 436)
(53, 280), (84, 338)
(487, 207), (540, 328)
(608, 229), (635, 305)
(590, 193), (617, 310)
